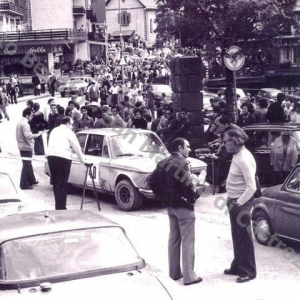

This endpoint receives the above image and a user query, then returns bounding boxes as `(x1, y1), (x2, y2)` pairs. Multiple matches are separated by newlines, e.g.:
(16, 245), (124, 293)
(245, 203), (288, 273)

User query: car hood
(112, 155), (168, 173)
(261, 184), (282, 198)
(112, 155), (206, 173)
(2, 271), (172, 300)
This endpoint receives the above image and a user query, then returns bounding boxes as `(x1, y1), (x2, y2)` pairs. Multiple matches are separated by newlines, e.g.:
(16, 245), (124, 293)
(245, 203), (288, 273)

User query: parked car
(243, 123), (300, 183)
(252, 163), (300, 245)
(257, 88), (282, 103)
(58, 76), (90, 97)
(0, 210), (175, 299)
(151, 84), (173, 104)
(0, 171), (24, 217)
(217, 87), (246, 99)
(45, 128), (206, 211)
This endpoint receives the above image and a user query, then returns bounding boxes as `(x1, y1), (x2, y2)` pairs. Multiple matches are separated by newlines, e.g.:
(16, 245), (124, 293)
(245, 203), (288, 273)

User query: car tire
(115, 179), (143, 211)
(61, 92), (65, 97)
(252, 210), (273, 246)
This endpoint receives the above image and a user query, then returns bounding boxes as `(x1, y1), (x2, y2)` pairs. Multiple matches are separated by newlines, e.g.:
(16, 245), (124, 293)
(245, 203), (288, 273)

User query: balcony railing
(0, 0), (23, 16)
(0, 29), (87, 42)
(73, 6), (85, 15)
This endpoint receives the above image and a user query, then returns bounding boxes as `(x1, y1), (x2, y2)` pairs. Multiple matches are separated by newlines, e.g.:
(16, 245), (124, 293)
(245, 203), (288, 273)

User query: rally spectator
(55, 106), (65, 127)
(266, 92), (285, 123)
(76, 106), (94, 131)
(253, 98), (268, 123)
(131, 108), (147, 129)
(236, 103), (255, 127)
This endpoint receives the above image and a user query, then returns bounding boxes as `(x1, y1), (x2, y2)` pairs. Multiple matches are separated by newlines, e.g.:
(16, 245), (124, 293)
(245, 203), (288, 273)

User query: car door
(68, 133), (88, 185)
(274, 166), (300, 240)
(76, 134), (112, 192)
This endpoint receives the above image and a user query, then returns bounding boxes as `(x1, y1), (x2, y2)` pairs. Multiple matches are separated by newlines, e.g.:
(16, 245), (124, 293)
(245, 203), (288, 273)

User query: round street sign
(224, 45), (245, 71)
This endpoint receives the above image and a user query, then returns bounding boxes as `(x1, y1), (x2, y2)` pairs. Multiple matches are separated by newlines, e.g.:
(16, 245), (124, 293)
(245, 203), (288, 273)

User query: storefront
(0, 44), (66, 76)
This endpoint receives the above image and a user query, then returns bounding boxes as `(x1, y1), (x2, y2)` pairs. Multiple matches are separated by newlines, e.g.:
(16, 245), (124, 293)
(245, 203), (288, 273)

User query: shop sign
(273, 38), (300, 47)
(29, 46), (47, 53)
(4, 47), (17, 55)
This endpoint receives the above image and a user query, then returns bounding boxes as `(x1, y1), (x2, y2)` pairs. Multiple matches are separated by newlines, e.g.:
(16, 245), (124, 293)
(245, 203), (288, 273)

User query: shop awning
(110, 30), (135, 37)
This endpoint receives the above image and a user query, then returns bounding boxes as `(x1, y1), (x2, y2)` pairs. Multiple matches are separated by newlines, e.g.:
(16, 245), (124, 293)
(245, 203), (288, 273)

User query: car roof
(77, 128), (154, 136)
(0, 210), (120, 243)
(243, 123), (300, 130)
(259, 88), (282, 92)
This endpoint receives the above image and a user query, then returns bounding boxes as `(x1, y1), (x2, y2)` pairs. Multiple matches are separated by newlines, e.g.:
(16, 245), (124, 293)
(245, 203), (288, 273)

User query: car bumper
(139, 188), (156, 199)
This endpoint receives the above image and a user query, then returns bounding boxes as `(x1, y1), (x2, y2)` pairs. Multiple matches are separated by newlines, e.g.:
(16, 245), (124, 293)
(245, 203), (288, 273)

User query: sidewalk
(16, 92), (52, 104)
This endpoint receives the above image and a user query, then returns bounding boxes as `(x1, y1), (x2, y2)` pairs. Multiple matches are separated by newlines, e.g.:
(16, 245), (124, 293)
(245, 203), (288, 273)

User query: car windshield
(0, 173), (17, 199)
(269, 91), (280, 97)
(0, 227), (142, 282)
(152, 85), (172, 93)
(109, 132), (168, 158)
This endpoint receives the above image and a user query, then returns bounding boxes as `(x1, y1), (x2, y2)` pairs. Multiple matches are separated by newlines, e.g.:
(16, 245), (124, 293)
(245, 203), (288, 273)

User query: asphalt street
(0, 92), (300, 299)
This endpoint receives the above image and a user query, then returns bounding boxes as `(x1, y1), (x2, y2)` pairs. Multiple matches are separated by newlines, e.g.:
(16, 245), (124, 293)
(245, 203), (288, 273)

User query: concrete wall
(76, 42), (89, 60)
(30, 0), (73, 30)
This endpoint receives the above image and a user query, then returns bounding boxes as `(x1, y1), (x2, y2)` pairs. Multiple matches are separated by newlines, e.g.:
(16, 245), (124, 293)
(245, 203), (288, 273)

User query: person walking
(150, 138), (205, 285)
(32, 74), (41, 96)
(0, 87), (10, 121)
(47, 116), (85, 210)
(16, 108), (43, 190)
(224, 128), (257, 283)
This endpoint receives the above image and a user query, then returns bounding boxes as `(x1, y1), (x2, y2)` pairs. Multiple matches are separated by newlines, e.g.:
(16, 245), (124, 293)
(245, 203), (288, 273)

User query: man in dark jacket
(152, 138), (206, 285)
(157, 106), (179, 151)
(266, 92), (285, 123)
(32, 74), (40, 96)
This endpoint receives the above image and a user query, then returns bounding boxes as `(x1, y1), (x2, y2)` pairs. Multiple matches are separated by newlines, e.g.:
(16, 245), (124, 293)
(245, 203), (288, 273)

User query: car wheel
(115, 179), (143, 211)
(252, 211), (273, 246)
(61, 92), (65, 97)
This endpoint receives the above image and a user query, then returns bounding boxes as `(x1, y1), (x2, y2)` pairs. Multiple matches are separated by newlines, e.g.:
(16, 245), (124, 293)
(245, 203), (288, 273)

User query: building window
(150, 19), (153, 34)
(118, 11), (131, 26)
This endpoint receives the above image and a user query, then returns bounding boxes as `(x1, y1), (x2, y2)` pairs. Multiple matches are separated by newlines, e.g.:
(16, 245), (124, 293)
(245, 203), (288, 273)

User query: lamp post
(119, 0), (124, 83)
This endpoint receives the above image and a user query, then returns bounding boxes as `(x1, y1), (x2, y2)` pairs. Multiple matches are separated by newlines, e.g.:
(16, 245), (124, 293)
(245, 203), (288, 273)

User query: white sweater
(226, 147), (256, 205)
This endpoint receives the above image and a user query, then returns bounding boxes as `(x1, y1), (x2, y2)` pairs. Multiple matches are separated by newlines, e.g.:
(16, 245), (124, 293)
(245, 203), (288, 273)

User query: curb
(16, 93), (54, 104)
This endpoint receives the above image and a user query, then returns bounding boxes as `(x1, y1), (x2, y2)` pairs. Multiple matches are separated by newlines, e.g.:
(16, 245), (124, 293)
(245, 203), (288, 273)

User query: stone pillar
(170, 57), (205, 153)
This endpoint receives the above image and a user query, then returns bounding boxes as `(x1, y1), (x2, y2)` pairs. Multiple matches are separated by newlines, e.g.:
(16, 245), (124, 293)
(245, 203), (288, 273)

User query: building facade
(0, 0), (106, 76)
(105, 0), (157, 45)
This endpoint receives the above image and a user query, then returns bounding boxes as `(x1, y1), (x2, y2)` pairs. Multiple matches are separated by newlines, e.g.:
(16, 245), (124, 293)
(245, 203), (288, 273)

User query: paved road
(1, 93), (300, 299)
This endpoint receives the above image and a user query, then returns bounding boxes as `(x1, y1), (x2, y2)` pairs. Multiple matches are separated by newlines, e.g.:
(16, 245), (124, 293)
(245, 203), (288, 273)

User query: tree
(155, 0), (298, 120)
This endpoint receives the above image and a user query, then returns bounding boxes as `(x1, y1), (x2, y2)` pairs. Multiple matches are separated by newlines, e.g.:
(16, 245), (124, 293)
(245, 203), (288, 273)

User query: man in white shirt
(47, 117), (85, 210)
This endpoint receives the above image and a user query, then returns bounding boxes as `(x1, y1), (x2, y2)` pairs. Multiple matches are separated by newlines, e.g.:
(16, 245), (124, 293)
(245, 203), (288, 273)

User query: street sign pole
(223, 45), (245, 123)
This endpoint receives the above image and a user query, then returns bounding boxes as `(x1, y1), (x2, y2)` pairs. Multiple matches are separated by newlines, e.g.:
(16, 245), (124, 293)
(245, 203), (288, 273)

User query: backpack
(146, 161), (169, 204)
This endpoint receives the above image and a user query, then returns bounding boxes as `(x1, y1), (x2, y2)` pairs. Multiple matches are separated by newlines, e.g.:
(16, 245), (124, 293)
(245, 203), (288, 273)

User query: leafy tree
(155, 0), (298, 120)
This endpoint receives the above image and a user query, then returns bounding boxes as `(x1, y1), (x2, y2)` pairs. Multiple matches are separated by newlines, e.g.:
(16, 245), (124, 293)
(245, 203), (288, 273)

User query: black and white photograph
(1, 0), (300, 299)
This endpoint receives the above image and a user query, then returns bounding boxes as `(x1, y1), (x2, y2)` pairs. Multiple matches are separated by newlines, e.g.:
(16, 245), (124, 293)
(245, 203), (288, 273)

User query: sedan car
(252, 164), (300, 245)
(58, 77), (90, 97)
(151, 84), (172, 103)
(257, 88), (282, 103)
(45, 128), (206, 211)
(0, 210), (175, 299)
(0, 172), (24, 217)
(243, 123), (300, 183)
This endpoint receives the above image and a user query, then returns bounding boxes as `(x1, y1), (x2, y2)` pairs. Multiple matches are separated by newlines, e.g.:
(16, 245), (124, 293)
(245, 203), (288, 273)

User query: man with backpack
(147, 137), (206, 286)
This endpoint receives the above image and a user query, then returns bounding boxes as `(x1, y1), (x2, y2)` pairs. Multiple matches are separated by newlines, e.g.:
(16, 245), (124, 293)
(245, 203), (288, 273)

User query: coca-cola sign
(29, 46), (47, 53)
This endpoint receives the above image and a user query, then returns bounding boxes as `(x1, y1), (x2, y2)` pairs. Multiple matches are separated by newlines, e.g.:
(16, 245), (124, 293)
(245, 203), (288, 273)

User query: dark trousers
(20, 150), (36, 189)
(227, 198), (257, 278)
(10, 92), (17, 104)
(47, 156), (72, 210)
(34, 135), (45, 155)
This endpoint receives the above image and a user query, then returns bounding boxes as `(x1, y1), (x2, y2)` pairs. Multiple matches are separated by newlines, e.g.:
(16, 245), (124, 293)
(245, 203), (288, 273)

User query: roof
(243, 123), (300, 130)
(138, 0), (157, 9)
(111, 30), (135, 37)
(78, 128), (153, 136)
(106, 0), (157, 9)
(0, 211), (120, 243)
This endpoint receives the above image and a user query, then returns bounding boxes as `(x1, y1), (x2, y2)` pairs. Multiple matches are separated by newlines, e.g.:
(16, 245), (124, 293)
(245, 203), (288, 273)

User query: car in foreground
(45, 128), (206, 211)
(257, 88), (282, 103)
(58, 76), (90, 97)
(252, 164), (300, 245)
(243, 123), (300, 183)
(0, 171), (24, 217)
(0, 210), (175, 299)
